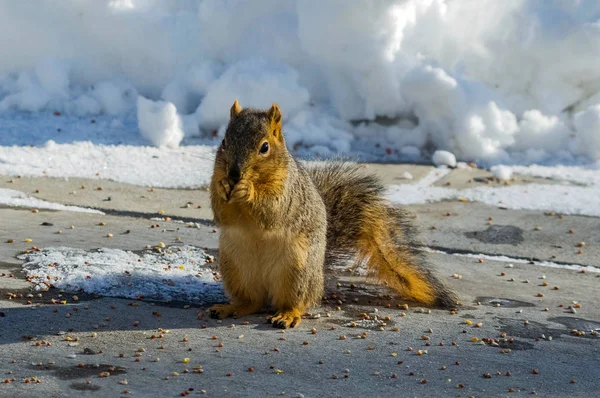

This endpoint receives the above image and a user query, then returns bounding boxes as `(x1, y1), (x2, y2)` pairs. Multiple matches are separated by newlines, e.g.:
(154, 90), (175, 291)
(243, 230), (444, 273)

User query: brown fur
(307, 162), (457, 307)
(209, 101), (456, 328)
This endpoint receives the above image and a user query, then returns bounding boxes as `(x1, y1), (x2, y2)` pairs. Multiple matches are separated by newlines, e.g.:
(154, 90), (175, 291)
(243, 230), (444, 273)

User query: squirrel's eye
(221, 139), (225, 148)
(259, 141), (269, 155)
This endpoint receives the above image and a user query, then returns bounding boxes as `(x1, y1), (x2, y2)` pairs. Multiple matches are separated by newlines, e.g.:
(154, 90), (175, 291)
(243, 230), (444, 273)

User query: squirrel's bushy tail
(307, 161), (457, 307)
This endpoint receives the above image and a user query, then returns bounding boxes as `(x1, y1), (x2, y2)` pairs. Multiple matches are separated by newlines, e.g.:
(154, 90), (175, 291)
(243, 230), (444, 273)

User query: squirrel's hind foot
(209, 302), (262, 320)
(209, 304), (235, 320)
(267, 309), (302, 329)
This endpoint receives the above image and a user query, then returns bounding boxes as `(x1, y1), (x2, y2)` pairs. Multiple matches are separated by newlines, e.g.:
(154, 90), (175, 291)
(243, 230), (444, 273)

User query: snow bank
(195, 58), (310, 132)
(18, 245), (226, 304)
(0, 1), (599, 165)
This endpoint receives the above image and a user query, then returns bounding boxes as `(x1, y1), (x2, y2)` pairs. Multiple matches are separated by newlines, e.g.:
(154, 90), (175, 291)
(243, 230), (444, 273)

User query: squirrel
(208, 99), (457, 328)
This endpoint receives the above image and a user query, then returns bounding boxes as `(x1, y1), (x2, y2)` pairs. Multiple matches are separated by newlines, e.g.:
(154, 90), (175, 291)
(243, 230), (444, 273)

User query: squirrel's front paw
(229, 179), (254, 203)
(215, 178), (233, 202)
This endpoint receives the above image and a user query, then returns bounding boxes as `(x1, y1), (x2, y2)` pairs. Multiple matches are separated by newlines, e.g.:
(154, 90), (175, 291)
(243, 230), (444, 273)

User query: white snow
(508, 163), (600, 186)
(18, 245), (226, 304)
(137, 96), (184, 148)
(573, 104), (600, 160)
(387, 168), (600, 217)
(195, 58), (310, 132)
(432, 150), (456, 168)
(0, 188), (103, 214)
(491, 165), (513, 180)
(0, 0), (598, 216)
(0, 142), (215, 188)
(0, 0), (598, 166)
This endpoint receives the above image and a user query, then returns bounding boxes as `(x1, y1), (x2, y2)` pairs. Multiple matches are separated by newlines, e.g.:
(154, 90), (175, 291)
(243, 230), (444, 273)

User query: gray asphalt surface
(0, 165), (598, 398)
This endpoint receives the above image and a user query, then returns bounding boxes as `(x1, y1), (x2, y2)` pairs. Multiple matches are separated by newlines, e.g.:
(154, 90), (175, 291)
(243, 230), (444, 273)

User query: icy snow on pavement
(0, 188), (103, 214)
(387, 167), (600, 217)
(0, 139), (216, 188)
(18, 245), (226, 304)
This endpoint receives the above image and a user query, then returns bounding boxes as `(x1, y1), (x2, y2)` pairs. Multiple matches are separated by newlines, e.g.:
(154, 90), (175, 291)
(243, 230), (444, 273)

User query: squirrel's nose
(228, 166), (241, 183)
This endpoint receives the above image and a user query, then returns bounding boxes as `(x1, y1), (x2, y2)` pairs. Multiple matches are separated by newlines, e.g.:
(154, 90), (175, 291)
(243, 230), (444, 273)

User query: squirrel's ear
(230, 99), (242, 120)
(267, 103), (282, 138)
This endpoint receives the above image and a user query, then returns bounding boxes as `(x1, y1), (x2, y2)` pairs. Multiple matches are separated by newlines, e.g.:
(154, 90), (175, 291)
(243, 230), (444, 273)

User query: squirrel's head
(216, 99), (289, 187)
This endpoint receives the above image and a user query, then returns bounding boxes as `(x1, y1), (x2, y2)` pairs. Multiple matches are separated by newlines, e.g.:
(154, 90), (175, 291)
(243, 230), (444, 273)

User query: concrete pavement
(0, 165), (599, 398)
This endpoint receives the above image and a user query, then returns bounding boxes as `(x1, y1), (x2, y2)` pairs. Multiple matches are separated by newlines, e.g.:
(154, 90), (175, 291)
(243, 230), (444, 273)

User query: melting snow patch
(18, 246), (226, 304)
(387, 168), (600, 217)
(0, 188), (102, 214)
(508, 164), (600, 186)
